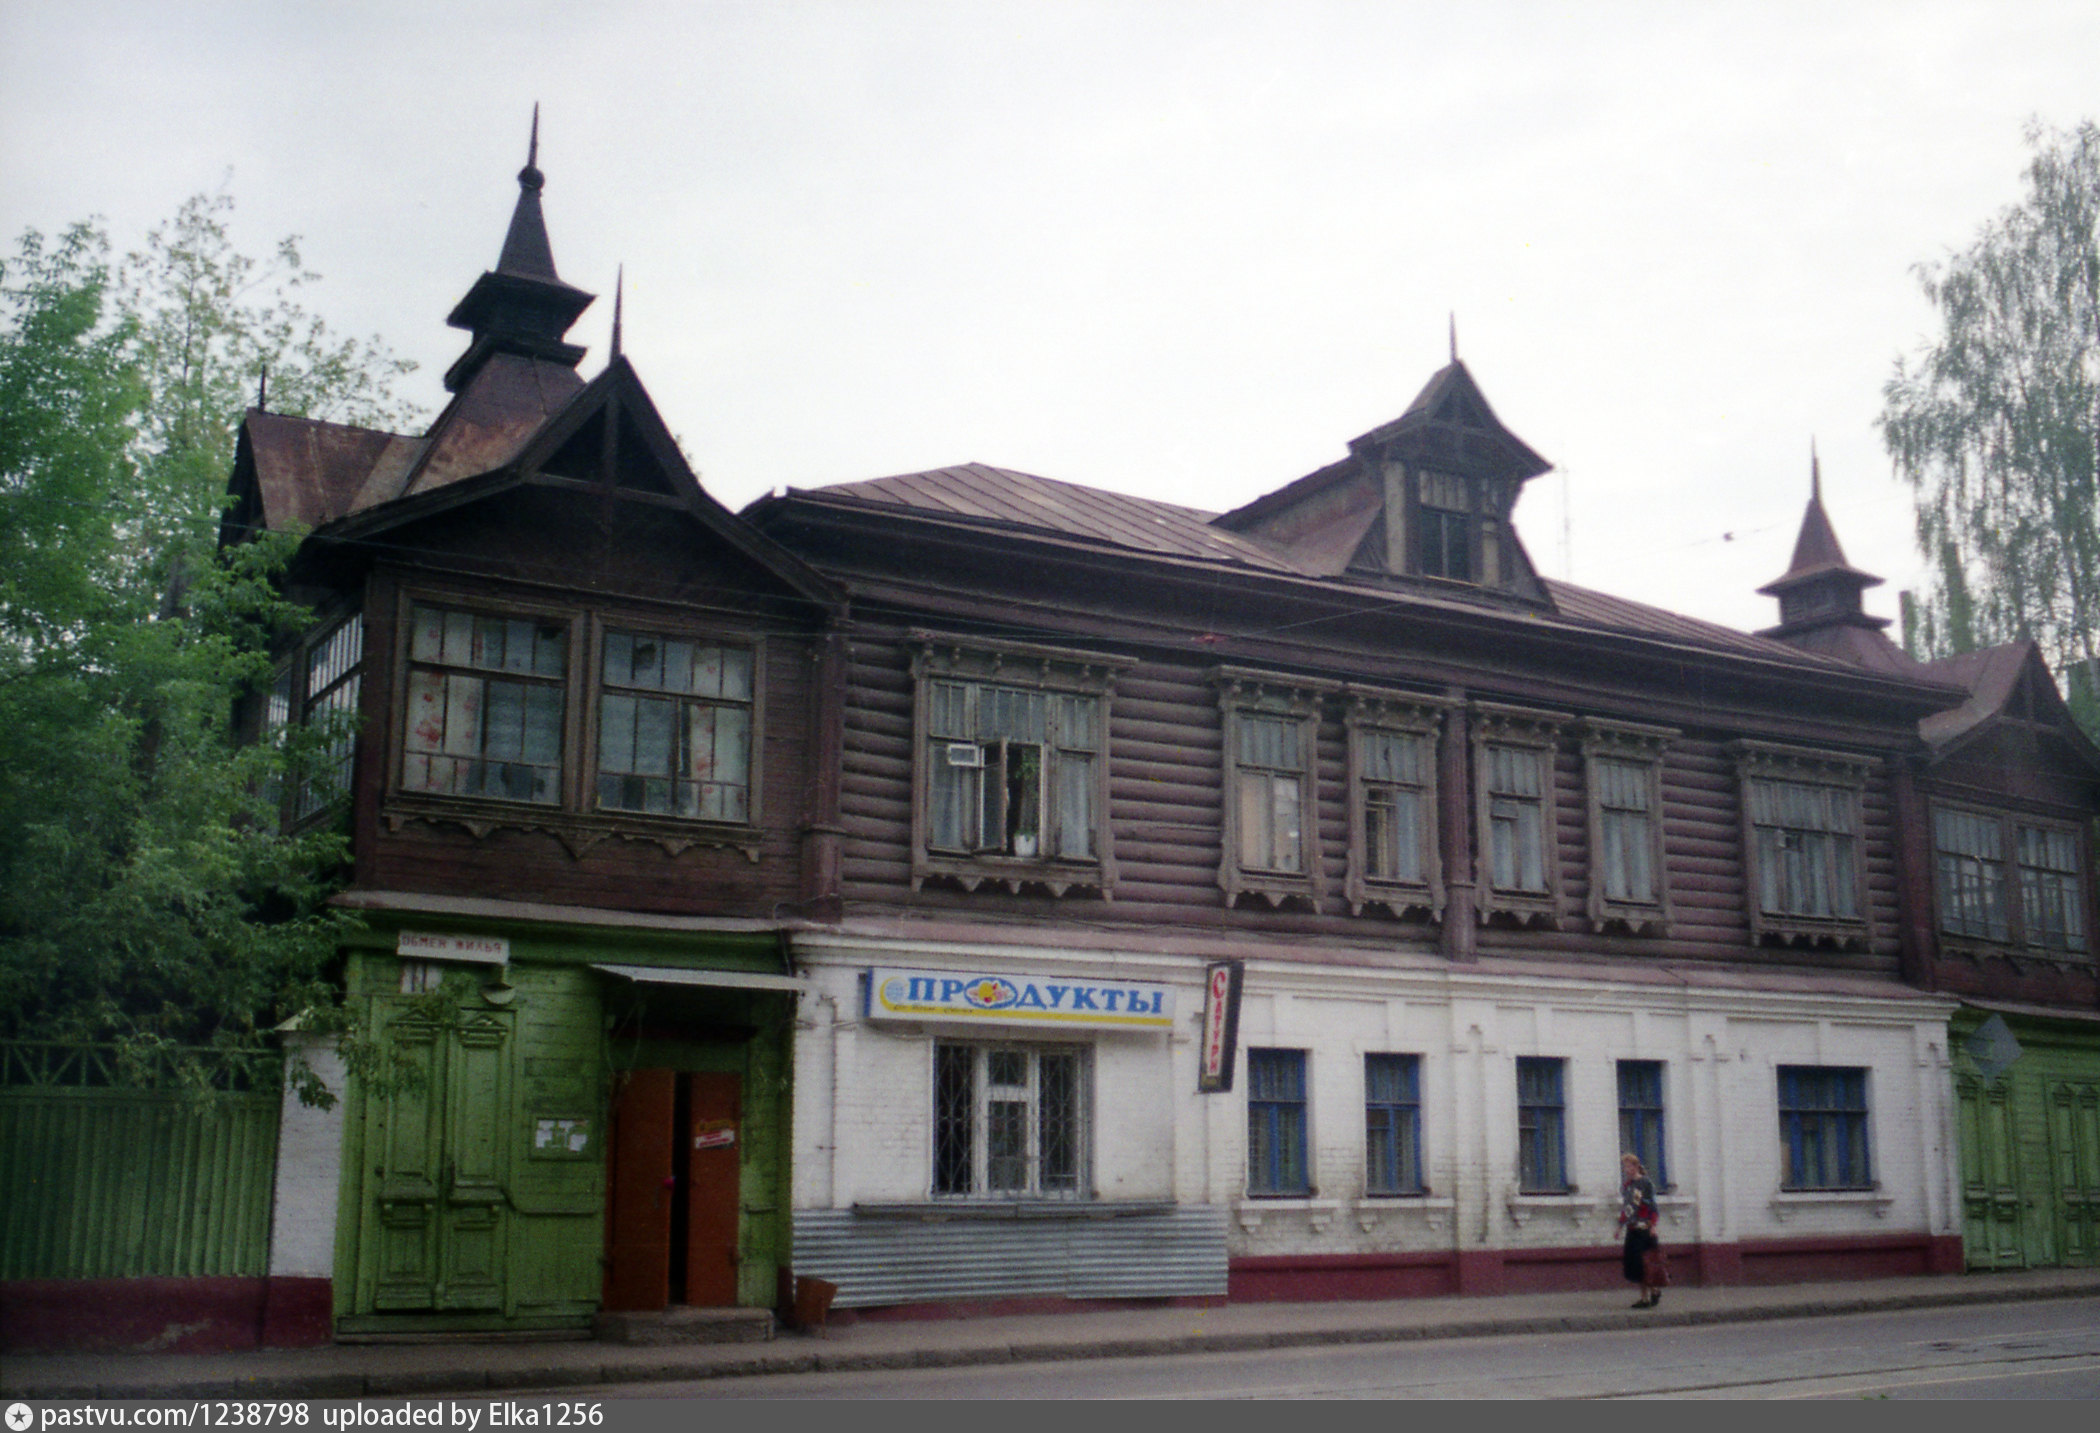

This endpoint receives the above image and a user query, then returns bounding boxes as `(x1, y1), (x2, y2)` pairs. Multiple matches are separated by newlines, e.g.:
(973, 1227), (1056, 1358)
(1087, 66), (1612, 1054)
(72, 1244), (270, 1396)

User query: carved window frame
(1930, 801), (2091, 963)
(1731, 740), (1875, 949)
(1343, 688), (1450, 918)
(1577, 717), (1677, 934)
(909, 634), (1131, 898)
(1472, 702), (1571, 926)
(381, 585), (768, 859)
(1217, 667), (1337, 909)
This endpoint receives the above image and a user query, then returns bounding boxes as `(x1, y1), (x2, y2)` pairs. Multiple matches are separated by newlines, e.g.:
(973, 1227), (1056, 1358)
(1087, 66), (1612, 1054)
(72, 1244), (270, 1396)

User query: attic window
(1417, 470), (1473, 581)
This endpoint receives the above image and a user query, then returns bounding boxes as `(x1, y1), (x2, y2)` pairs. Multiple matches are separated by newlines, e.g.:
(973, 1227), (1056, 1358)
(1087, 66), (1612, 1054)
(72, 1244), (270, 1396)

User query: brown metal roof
(794, 462), (1874, 674)
(244, 410), (418, 531)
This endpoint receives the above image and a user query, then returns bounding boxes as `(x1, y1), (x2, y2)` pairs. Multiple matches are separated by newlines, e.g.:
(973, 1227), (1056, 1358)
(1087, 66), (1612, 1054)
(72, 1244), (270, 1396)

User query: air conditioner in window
(945, 743), (985, 768)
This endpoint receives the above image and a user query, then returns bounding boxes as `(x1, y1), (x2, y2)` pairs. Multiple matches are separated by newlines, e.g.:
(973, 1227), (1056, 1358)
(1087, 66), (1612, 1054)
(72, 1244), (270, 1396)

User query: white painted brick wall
(269, 1034), (345, 1278)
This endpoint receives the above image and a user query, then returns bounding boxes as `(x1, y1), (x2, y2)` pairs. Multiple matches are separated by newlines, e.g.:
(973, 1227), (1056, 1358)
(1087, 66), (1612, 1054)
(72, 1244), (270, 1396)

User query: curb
(8, 1280), (2100, 1400)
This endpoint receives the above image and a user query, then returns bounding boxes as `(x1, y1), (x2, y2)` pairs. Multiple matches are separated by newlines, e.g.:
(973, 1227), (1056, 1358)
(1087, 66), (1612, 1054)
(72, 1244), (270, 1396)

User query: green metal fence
(0, 1042), (283, 1280)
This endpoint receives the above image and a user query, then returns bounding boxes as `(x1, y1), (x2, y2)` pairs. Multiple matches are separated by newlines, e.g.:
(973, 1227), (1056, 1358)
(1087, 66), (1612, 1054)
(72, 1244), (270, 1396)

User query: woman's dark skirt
(1622, 1227), (1659, 1283)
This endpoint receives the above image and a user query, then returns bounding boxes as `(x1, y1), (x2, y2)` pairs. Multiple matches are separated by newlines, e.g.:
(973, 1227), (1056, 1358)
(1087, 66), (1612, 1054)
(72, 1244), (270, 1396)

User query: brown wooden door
(685, 1072), (742, 1306)
(602, 1069), (675, 1311)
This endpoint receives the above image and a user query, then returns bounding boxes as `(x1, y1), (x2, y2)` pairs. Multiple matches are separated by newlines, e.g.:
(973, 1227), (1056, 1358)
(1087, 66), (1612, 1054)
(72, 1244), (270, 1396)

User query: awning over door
(590, 963), (810, 995)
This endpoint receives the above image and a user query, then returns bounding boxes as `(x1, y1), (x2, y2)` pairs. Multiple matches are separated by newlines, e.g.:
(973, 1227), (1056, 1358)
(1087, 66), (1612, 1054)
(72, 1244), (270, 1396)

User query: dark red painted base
(0, 1276), (333, 1353)
(1230, 1232), (1961, 1302)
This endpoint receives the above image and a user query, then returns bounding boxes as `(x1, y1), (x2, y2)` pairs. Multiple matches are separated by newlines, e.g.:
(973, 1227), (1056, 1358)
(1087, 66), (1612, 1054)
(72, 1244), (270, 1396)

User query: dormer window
(1416, 470), (1473, 581)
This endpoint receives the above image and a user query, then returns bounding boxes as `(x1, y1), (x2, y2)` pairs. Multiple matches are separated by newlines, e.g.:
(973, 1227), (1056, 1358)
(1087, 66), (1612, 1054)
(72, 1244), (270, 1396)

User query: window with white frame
(910, 638), (1125, 894)
(1934, 806), (2089, 956)
(1777, 1065), (1871, 1190)
(1247, 1048), (1310, 1196)
(932, 1042), (1088, 1199)
(267, 612), (365, 823)
(1217, 670), (1333, 907)
(1732, 742), (1872, 945)
(1365, 1053), (1424, 1195)
(1516, 1056), (1568, 1193)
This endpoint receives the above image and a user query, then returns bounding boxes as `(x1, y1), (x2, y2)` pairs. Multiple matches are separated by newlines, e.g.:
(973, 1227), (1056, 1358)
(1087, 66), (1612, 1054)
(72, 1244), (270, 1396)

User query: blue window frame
(1617, 1060), (1667, 1188)
(1247, 1048), (1309, 1196)
(1778, 1066), (1871, 1189)
(1365, 1054), (1423, 1195)
(1516, 1057), (1568, 1193)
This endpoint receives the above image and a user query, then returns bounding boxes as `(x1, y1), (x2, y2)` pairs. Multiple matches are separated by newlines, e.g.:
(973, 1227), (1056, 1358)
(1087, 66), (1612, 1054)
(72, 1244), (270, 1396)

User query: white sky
(5, 1), (2096, 634)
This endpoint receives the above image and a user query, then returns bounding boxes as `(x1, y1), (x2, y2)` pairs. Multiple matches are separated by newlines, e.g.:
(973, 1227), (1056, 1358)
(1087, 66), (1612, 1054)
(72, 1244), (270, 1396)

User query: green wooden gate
(0, 1042), (281, 1280)
(1953, 1010), (2100, 1272)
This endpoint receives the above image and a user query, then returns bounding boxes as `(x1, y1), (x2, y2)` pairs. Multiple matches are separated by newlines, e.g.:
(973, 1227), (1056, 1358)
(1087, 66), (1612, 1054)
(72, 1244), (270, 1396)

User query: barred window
(1778, 1065), (1871, 1190)
(1365, 1053), (1423, 1195)
(1516, 1056), (1568, 1193)
(1247, 1048), (1310, 1196)
(403, 604), (566, 805)
(932, 1043), (1087, 1199)
(1617, 1060), (1667, 1188)
(597, 630), (752, 821)
(1747, 778), (1859, 920)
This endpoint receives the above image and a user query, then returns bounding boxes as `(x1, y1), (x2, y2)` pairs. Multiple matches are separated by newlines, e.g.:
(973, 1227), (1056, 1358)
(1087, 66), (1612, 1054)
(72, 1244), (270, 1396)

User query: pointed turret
(442, 108), (596, 393)
(1756, 448), (1915, 673)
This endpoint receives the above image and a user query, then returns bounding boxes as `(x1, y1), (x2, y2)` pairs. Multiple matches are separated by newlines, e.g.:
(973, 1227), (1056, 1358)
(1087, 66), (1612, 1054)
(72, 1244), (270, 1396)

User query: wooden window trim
(268, 604), (366, 831)
(380, 585), (767, 860)
(1577, 717), (1677, 934)
(1730, 740), (1875, 949)
(1471, 702), (1571, 927)
(1217, 667), (1339, 909)
(1930, 801), (2092, 964)
(1343, 688), (1452, 918)
(909, 634), (1132, 899)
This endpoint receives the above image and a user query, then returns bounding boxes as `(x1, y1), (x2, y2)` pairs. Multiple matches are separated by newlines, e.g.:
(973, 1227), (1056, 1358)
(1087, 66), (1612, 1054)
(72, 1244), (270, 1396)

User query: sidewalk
(8, 1268), (2100, 1400)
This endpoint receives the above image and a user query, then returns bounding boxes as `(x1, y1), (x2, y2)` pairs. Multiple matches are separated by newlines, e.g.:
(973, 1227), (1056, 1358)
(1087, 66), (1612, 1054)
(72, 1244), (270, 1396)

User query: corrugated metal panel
(791, 1204), (1227, 1307)
(0, 1086), (280, 1280)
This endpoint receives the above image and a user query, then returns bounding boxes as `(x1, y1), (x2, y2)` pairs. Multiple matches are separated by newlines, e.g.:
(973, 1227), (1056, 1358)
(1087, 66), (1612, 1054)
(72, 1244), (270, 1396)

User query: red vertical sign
(1198, 959), (1243, 1093)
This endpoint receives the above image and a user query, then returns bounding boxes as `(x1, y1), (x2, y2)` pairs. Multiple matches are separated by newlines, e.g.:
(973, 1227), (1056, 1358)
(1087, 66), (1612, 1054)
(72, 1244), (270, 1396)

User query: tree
(1881, 120), (2100, 736)
(0, 198), (416, 1091)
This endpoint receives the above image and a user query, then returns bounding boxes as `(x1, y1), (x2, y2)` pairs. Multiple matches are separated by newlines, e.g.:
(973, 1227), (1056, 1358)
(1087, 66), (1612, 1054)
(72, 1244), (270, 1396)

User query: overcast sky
(5, 1), (2096, 634)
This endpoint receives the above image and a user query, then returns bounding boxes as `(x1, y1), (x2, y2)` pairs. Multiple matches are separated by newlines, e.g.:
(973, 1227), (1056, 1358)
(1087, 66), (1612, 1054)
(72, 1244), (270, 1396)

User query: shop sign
(397, 930), (510, 966)
(866, 967), (1175, 1031)
(1197, 959), (1244, 1093)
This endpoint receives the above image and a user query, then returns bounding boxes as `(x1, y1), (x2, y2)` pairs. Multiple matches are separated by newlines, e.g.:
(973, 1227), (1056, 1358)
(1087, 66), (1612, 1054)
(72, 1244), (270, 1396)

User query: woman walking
(1619, 1152), (1666, 1308)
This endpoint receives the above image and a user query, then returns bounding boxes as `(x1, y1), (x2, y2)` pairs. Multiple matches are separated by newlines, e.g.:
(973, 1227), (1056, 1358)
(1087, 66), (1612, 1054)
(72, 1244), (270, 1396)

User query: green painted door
(1956, 1074), (2028, 1269)
(2049, 1080), (2100, 1267)
(364, 1002), (515, 1312)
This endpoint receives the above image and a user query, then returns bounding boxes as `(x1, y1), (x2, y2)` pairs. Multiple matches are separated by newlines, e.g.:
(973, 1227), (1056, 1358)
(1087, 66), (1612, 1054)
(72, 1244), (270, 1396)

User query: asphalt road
(548, 1297), (2100, 1399)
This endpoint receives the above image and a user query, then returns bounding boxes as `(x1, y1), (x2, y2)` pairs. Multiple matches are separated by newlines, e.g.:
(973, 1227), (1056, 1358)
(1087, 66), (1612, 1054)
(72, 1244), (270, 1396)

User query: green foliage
(1881, 120), (2100, 737)
(0, 196), (417, 1096)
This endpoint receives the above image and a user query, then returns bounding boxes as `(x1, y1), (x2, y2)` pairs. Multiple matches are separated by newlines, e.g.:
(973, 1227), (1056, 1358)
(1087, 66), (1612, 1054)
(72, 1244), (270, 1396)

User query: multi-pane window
(1236, 712), (1306, 875)
(1361, 730), (1428, 885)
(1365, 1054), (1424, 1195)
(1516, 1057), (1568, 1193)
(1934, 808), (2009, 941)
(596, 630), (752, 821)
(1593, 758), (1656, 906)
(932, 1043), (1087, 1199)
(2020, 825), (2088, 953)
(1617, 1060), (1667, 1188)
(1416, 470), (1472, 581)
(402, 604), (565, 804)
(1746, 778), (1860, 921)
(1777, 1066), (1871, 1190)
(268, 614), (365, 822)
(1485, 745), (1548, 894)
(1247, 1048), (1310, 1196)
(925, 680), (1099, 860)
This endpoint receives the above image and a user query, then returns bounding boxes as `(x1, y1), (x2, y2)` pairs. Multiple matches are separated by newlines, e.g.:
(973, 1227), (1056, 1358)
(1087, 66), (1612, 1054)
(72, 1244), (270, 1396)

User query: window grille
(931, 1042), (1087, 1199)
(596, 630), (753, 821)
(1247, 1048), (1310, 1195)
(402, 604), (566, 804)
(1616, 1060), (1666, 1187)
(1777, 1065), (1871, 1189)
(1365, 1053), (1423, 1195)
(1516, 1056), (1568, 1193)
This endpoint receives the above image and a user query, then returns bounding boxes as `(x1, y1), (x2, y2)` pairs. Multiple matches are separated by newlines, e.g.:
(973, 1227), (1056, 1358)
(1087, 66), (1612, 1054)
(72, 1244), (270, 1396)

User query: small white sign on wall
(397, 931), (510, 966)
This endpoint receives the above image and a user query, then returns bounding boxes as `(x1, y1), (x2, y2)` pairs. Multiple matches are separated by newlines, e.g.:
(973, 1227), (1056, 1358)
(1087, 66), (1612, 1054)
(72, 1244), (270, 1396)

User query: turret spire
(1758, 448), (1887, 638)
(611, 265), (624, 360)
